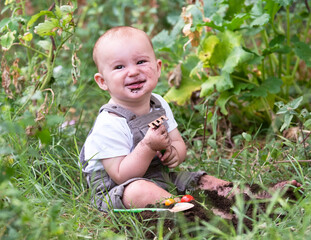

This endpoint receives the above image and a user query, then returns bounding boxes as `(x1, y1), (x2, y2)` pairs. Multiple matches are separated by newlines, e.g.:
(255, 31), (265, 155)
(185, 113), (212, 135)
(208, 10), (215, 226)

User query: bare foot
(256, 180), (303, 199)
(198, 175), (238, 199)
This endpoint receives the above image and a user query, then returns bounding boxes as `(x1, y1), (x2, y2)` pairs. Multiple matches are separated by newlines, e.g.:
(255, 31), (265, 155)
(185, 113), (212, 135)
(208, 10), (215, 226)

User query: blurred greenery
(0, 0), (310, 239)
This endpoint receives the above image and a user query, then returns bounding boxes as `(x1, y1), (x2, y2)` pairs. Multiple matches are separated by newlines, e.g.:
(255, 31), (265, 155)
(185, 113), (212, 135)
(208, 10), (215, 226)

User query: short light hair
(92, 26), (155, 71)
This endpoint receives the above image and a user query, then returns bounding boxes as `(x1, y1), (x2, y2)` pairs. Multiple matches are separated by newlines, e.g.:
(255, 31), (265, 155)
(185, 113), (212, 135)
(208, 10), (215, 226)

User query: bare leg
(198, 174), (302, 199)
(123, 180), (172, 208)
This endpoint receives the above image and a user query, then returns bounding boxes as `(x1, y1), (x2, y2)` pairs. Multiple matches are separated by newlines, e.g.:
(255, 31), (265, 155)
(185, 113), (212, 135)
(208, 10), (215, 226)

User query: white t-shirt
(83, 93), (178, 173)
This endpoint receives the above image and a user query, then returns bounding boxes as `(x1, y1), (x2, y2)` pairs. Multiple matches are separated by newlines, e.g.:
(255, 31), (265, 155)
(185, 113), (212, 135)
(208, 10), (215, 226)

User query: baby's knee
(123, 180), (170, 208)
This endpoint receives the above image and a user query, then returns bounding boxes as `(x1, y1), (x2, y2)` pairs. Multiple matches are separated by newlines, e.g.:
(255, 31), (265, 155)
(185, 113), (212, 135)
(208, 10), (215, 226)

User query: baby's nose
(127, 65), (139, 76)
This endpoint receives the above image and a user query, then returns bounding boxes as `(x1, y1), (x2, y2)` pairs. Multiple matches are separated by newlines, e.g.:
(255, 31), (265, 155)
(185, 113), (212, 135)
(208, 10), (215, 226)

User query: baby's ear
(94, 73), (108, 91)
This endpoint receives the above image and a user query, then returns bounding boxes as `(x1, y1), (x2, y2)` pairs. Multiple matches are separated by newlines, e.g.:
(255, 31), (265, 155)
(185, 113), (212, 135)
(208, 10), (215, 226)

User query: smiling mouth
(126, 80), (145, 92)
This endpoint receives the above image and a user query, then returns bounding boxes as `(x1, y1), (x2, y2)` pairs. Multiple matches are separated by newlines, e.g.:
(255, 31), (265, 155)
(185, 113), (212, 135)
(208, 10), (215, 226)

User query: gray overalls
(80, 96), (204, 211)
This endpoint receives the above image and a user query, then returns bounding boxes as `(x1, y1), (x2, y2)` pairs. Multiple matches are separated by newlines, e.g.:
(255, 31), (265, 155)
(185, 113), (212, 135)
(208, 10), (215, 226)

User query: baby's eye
(137, 60), (146, 65)
(114, 65), (124, 70)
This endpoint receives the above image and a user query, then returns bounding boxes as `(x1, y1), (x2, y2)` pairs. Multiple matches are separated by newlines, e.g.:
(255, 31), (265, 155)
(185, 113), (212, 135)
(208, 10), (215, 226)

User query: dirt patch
(112, 182), (303, 238)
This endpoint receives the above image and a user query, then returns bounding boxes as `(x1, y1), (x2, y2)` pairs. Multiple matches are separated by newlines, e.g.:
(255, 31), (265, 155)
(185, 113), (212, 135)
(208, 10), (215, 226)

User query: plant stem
(286, 6), (291, 76)
(262, 30), (274, 76)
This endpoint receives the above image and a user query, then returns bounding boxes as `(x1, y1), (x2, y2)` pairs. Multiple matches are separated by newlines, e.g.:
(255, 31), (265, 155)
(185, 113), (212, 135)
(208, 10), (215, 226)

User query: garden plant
(0, 0), (310, 239)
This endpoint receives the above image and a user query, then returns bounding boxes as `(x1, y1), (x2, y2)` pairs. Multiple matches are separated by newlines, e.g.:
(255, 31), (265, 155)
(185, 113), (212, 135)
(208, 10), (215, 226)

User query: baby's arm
(101, 124), (171, 184)
(159, 128), (187, 168)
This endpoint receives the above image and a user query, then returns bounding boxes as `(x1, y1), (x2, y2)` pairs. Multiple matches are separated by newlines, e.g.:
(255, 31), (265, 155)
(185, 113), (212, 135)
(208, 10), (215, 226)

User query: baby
(80, 26), (301, 211)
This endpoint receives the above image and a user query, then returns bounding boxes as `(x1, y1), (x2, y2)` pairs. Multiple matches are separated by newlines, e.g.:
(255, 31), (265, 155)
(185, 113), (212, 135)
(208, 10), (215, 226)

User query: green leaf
(304, 119), (311, 129)
(36, 129), (51, 145)
(0, 18), (11, 31)
(200, 74), (233, 97)
(216, 91), (233, 115)
(0, 30), (15, 51)
(265, 77), (283, 94)
(222, 47), (254, 74)
(226, 13), (250, 31)
(265, 0), (281, 22)
(210, 30), (242, 67)
(250, 13), (270, 27)
(164, 82), (201, 105)
(164, 56), (203, 105)
(34, 19), (59, 36)
(198, 35), (220, 65)
(276, 96), (303, 114)
(226, 0), (245, 19)
(280, 114), (293, 131)
(37, 40), (52, 51)
(273, 0), (295, 7)
(27, 10), (54, 28)
(242, 132), (252, 141)
(293, 41), (311, 67)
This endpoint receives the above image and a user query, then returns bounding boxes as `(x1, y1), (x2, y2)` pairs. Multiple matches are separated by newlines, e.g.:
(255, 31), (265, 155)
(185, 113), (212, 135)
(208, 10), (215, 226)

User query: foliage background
(0, 0), (310, 239)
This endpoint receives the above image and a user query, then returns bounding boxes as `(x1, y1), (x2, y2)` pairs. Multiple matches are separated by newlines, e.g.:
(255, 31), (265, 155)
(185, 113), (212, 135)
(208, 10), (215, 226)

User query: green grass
(1, 119), (310, 239)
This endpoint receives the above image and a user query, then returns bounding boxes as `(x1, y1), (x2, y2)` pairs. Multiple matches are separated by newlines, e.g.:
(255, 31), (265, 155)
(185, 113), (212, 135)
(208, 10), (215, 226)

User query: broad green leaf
(293, 41), (311, 67)
(34, 19), (59, 36)
(265, 77), (283, 94)
(198, 35), (220, 65)
(222, 47), (254, 74)
(0, 30), (15, 51)
(200, 74), (233, 97)
(226, 0), (245, 19)
(247, 77), (282, 97)
(0, 18), (11, 31)
(210, 30), (242, 67)
(216, 91), (233, 115)
(164, 56), (203, 105)
(152, 30), (174, 51)
(164, 82), (201, 105)
(27, 11), (54, 28)
(250, 13), (270, 27)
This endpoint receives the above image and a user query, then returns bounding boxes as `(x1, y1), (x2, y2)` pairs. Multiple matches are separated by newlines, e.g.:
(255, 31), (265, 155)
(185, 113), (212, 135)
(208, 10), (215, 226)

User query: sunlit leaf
(34, 19), (59, 36)
(198, 35), (220, 65)
(164, 55), (203, 105)
(22, 32), (33, 42)
(250, 13), (270, 27)
(222, 47), (254, 74)
(210, 30), (242, 67)
(27, 10), (54, 28)
(0, 30), (15, 50)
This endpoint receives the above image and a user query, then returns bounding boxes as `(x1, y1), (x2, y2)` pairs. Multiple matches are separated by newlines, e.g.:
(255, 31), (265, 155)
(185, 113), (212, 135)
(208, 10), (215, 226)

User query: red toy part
(180, 195), (194, 202)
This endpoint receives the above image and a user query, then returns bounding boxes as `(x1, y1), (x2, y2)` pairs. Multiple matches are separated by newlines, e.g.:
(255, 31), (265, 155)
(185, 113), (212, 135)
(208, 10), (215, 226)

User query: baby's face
(95, 31), (161, 105)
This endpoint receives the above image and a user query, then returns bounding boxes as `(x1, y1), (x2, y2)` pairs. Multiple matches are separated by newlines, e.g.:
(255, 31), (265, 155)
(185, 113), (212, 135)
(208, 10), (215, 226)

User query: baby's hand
(158, 146), (180, 168)
(142, 124), (171, 152)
